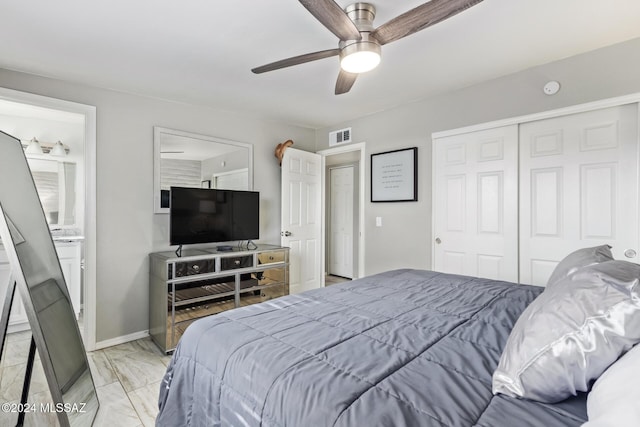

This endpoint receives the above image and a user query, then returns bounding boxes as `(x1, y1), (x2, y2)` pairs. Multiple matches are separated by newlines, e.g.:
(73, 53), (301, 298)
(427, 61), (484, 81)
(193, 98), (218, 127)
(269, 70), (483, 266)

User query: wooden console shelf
(149, 244), (289, 353)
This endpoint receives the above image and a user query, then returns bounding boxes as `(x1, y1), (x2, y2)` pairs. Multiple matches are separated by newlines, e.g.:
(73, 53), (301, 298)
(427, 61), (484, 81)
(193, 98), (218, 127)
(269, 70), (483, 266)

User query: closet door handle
(435, 237), (442, 244)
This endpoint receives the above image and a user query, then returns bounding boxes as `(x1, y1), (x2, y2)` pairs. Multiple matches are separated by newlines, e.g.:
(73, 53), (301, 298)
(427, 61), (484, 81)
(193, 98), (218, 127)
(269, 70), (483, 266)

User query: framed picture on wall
(371, 147), (417, 202)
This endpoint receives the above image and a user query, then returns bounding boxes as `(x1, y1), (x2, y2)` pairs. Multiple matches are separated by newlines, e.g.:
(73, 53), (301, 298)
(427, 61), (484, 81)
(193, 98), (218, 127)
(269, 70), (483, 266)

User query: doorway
(0, 87), (97, 350)
(319, 142), (366, 282)
(328, 165), (355, 279)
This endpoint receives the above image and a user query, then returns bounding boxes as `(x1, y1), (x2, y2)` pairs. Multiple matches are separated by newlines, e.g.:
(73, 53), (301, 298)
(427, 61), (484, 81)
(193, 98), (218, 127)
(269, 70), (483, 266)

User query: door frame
(318, 142), (366, 280)
(0, 87), (97, 351)
(431, 92), (640, 273)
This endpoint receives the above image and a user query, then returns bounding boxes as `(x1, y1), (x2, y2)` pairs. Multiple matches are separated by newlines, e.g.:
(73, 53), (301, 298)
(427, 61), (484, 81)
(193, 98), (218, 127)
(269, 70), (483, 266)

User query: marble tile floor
(0, 330), (171, 426)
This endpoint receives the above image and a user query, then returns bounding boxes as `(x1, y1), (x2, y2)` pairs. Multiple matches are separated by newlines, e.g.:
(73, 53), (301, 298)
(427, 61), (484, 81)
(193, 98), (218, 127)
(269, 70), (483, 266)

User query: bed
(156, 269), (589, 426)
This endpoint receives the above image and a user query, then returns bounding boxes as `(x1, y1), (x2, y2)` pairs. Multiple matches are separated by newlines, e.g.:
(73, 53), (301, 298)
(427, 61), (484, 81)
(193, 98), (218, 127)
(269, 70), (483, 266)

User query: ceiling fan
(252, 0), (484, 95)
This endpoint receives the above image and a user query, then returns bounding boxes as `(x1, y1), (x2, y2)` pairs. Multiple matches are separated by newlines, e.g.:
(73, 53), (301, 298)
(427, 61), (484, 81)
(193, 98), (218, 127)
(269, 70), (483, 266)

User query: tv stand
(149, 244), (289, 353)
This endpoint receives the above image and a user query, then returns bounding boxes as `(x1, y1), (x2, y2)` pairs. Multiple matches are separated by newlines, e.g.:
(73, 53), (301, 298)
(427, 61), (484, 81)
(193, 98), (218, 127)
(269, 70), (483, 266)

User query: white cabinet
(0, 251), (28, 327)
(0, 240), (82, 331)
(55, 241), (82, 318)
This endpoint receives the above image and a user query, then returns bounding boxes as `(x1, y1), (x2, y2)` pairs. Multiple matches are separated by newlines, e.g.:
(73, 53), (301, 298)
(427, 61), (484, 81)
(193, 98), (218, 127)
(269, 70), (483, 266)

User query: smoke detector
(543, 81), (561, 95)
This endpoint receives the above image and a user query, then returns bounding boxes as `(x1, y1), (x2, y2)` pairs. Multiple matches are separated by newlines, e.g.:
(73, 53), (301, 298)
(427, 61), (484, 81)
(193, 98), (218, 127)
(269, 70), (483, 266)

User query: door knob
(435, 237), (442, 244)
(624, 249), (637, 258)
(281, 231), (292, 237)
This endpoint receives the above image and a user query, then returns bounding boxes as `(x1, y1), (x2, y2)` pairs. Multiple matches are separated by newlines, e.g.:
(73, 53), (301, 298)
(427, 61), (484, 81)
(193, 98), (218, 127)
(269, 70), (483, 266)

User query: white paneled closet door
(433, 125), (519, 282)
(519, 104), (639, 286)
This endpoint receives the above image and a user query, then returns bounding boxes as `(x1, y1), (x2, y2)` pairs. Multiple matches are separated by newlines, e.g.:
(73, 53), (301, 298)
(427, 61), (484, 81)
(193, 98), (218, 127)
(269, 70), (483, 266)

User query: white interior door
(433, 125), (519, 282)
(281, 148), (323, 294)
(329, 166), (354, 278)
(519, 104), (639, 285)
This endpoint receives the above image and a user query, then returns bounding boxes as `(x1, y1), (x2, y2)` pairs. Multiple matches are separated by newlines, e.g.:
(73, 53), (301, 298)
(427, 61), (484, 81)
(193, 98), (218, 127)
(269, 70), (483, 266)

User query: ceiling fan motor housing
(339, 3), (381, 72)
(345, 2), (376, 32)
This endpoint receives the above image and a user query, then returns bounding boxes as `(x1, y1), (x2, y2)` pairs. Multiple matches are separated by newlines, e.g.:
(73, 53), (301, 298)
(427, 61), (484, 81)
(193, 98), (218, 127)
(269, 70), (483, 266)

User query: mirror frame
(153, 127), (253, 214)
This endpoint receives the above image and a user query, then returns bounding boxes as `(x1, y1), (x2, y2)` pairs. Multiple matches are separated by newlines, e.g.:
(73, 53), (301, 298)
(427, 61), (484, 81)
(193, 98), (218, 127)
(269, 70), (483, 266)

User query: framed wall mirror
(153, 127), (253, 213)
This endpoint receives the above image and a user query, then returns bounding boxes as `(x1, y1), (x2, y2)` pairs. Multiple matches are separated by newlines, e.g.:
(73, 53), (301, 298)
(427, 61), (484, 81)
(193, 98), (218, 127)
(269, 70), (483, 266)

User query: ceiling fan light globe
(341, 50), (380, 73)
(339, 38), (381, 74)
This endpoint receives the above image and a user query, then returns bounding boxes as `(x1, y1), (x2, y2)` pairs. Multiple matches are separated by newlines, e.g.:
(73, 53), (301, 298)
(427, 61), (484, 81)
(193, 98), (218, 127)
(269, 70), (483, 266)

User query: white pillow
(583, 344), (640, 427)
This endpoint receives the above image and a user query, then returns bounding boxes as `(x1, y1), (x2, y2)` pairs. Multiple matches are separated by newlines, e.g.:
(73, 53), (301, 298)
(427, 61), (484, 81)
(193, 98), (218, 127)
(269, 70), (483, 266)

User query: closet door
(433, 125), (519, 282)
(519, 104), (639, 286)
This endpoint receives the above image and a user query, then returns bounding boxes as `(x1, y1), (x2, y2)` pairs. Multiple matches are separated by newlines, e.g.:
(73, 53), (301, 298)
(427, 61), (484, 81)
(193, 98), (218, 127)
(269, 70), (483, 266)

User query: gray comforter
(156, 269), (587, 426)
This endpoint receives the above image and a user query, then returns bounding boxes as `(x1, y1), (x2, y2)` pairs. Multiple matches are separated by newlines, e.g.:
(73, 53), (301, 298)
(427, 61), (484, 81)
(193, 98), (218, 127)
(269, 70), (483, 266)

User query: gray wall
(315, 37), (640, 276)
(0, 68), (315, 342)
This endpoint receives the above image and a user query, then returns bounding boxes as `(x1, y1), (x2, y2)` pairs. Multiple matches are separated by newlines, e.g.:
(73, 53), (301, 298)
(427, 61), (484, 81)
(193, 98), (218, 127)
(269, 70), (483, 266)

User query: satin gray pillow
(546, 245), (613, 288)
(493, 260), (640, 403)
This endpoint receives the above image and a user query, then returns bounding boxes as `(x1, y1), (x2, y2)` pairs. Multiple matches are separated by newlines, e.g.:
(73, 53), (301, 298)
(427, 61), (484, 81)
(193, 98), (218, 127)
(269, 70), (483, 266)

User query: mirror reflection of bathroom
(28, 158), (77, 227)
(0, 98), (87, 341)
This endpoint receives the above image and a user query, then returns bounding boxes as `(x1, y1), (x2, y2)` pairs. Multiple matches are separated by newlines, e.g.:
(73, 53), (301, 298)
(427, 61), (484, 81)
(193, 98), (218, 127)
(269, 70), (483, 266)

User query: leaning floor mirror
(0, 131), (98, 426)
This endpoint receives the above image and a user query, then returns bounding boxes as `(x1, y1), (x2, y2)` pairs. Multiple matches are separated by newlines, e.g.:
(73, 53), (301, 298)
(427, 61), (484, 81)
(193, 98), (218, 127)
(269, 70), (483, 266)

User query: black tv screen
(170, 187), (259, 245)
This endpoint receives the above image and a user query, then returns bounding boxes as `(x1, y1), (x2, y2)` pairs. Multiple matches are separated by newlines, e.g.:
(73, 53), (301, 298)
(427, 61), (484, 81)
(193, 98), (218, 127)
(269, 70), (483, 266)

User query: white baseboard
(93, 330), (149, 351)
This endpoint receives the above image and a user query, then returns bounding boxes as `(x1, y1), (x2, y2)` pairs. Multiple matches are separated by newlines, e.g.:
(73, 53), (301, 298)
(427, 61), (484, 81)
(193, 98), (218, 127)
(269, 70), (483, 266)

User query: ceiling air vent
(329, 127), (352, 146)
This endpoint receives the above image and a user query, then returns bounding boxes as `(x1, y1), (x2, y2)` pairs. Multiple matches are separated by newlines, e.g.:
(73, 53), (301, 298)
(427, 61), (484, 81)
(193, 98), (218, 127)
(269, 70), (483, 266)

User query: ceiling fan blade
(252, 49), (340, 74)
(371, 0), (484, 45)
(299, 0), (361, 41)
(335, 70), (358, 95)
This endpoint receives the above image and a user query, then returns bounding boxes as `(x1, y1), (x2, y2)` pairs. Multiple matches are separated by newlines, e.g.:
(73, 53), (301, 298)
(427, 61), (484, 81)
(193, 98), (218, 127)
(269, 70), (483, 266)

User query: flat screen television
(170, 187), (259, 246)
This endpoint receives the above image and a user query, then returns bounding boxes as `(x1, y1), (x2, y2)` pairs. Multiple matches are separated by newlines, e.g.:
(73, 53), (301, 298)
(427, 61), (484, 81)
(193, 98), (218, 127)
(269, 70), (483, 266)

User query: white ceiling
(2, 0), (640, 129)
